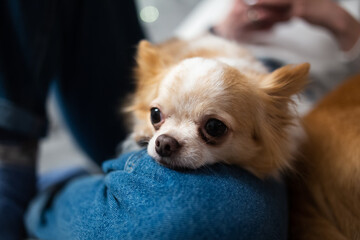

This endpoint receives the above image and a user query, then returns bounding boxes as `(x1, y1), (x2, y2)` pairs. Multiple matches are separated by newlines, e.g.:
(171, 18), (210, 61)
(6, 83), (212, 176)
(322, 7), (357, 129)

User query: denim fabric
(0, 0), (57, 138)
(37, 166), (89, 191)
(26, 150), (288, 240)
(51, 0), (144, 163)
(0, 99), (47, 138)
(1, 0), (143, 238)
(0, 0), (144, 161)
(0, 165), (36, 240)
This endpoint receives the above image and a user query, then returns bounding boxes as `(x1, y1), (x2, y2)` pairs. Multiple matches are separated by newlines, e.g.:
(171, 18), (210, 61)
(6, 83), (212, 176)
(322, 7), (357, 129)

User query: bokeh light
(140, 6), (159, 23)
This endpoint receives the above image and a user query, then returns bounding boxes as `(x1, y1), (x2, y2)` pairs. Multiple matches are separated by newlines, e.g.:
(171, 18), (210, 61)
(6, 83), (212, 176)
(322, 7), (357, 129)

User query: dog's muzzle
(155, 134), (181, 157)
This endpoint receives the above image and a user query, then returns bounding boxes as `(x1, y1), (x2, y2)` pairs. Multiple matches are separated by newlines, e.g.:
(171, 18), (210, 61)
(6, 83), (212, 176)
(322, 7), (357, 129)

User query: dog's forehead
(154, 57), (244, 120)
(161, 57), (226, 93)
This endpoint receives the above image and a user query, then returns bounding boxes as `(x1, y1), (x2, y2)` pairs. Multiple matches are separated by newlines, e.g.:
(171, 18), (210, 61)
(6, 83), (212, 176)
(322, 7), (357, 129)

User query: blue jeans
(0, 0), (144, 162)
(0, 0), (143, 239)
(0, 165), (36, 240)
(26, 150), (289, 240)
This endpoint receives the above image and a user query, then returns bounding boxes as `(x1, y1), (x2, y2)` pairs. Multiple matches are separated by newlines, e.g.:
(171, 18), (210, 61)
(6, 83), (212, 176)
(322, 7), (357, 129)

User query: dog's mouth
(148, 134), (206, 170)
(156, 157), (194, 171)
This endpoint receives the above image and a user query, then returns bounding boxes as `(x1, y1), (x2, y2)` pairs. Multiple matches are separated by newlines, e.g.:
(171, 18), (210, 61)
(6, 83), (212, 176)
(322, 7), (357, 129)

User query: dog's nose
(155, 134), (181, 157)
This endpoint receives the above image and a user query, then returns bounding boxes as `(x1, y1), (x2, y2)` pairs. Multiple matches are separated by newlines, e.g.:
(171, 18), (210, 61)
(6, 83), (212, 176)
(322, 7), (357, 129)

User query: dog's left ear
(250, 63), (310, 178)
(260, 63), (310, 97)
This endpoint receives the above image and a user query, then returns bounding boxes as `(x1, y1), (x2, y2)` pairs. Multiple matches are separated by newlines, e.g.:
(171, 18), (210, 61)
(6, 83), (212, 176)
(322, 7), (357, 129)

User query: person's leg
(0, 0), (61, 238)
(0, 144), (37, 240)
(0, 0), (62, 138)
(55, 0), (144, 165)
(26, 150), (289, 240)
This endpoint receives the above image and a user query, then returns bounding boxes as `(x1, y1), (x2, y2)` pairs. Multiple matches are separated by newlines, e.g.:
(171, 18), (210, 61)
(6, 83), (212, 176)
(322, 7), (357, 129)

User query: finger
(250, 0), (291, 7)
(257, 6), (291, 21)
(247, 6), (291, 23)
(244, 7), (291, 30)
(234, 0), (250, 12)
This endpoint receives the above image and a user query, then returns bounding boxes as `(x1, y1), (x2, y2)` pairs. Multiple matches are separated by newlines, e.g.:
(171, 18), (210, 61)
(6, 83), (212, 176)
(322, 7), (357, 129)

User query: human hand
(215, 0), (360, 51)
(292, 0), (360, 51)
(213, 0), (292, 40)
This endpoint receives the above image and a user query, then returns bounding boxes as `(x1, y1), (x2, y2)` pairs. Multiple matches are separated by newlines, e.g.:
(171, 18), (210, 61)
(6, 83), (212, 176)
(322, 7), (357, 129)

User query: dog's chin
(154, 155), (202, 170)
(156, 157), (191, 170)
(147, 148), (205, 170)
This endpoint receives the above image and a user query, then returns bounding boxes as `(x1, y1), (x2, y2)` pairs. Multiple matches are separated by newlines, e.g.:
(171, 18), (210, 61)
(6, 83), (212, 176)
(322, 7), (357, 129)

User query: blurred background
(39, 0), (360, 173)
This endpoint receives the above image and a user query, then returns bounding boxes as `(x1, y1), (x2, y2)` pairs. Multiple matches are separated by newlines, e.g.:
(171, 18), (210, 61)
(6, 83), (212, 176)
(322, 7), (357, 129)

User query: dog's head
(129, 40), (309, 178)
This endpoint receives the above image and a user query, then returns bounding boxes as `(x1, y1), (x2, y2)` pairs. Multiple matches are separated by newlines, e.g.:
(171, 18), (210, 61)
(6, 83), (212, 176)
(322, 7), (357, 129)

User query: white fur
(148, 58), (241, 168)
(161, 57), (225, 94)
(148, 118), (218, 169)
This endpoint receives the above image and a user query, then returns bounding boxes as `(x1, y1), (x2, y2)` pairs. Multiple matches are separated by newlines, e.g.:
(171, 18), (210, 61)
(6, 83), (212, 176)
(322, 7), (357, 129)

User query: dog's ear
(135, 40), (163, 80)
(260, 63), (310, 97)
(127, 40), (164, 118)
(251, 63), (309, 178)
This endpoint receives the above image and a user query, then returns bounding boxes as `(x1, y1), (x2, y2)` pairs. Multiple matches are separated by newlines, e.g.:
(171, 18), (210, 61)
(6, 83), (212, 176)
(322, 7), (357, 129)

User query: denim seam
(124, 151), (146, 173)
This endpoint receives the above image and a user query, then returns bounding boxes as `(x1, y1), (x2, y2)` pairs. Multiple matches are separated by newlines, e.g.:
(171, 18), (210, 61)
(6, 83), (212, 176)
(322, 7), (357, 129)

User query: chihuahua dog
(125, 34), (309, 178)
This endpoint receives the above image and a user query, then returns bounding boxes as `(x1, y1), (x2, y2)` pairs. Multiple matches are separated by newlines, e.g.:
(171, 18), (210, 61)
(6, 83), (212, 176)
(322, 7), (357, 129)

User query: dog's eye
(150, 107), (162, 124)
(205, 118), (227, 137)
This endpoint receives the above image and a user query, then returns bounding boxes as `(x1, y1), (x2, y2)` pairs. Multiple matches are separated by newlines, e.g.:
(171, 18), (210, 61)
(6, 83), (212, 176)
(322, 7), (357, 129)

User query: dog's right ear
(127, 41), (164, 116)
(135, 40), (163, 80)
